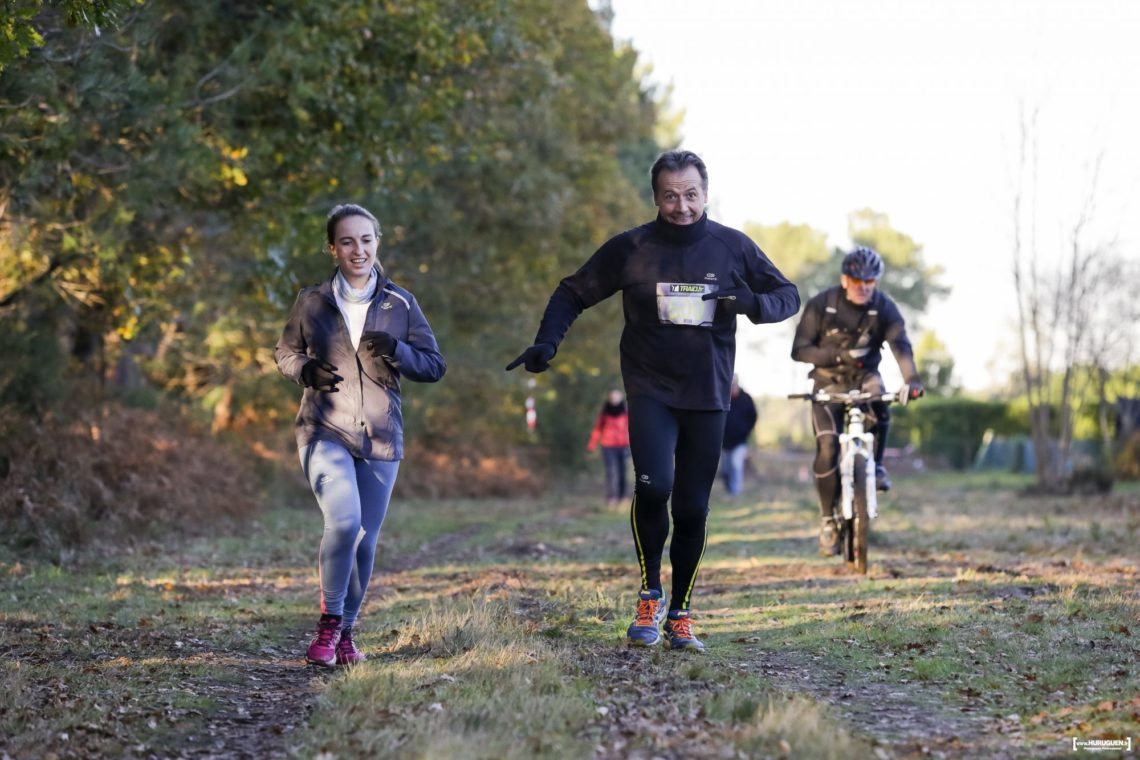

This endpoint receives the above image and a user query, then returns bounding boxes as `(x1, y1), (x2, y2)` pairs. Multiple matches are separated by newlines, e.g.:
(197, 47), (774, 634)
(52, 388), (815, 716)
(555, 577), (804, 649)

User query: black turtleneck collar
(652, 212), (710, 246)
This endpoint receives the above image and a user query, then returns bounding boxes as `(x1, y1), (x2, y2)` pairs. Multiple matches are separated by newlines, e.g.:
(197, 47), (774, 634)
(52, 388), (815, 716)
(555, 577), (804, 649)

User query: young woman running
(276, 203), (446, 666)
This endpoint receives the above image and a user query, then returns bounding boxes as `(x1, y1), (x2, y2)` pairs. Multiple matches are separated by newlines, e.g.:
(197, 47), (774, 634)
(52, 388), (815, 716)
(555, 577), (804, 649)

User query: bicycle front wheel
(851, 457), (870, 574)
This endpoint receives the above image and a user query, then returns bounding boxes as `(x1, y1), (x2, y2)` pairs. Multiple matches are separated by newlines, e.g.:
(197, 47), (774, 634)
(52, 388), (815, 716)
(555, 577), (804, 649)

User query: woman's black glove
(300, 359), (342, 392)
(505, 343), (556, 373)
(701, 271), (755, 315)
(362, 330), (398, 358)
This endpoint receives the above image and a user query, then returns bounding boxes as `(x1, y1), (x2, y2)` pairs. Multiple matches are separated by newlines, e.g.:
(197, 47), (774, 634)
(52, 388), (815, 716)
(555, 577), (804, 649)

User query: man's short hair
(650, 150), (708, 195)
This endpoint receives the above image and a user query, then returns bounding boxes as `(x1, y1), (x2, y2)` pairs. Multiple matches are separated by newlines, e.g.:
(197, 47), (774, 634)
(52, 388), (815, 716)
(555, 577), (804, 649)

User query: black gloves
(836, 349), (867, 370)
(362, 330), (398, 359)
(897, 381), (925, 405)
(300, 359), (342, 392)
(701, 271), (755, 315)
(505, 342), (556, 373)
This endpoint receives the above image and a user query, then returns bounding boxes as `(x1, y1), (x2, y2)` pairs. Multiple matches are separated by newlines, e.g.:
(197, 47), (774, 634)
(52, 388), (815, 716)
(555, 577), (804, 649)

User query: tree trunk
(1029, 404), (1056, 490)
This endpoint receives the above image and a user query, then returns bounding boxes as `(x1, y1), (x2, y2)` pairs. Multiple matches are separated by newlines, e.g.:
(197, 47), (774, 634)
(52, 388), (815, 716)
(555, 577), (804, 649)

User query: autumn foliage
(0, 403), (259, 554)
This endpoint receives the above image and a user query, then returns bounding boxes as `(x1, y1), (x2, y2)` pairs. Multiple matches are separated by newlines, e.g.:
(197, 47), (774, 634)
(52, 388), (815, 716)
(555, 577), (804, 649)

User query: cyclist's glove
(505, 342), (556, 373)
(898, 380), (925, 405)
(836, 349), (866, 369)
(701, 271), (755, 315)
(300, 359), (342, 392)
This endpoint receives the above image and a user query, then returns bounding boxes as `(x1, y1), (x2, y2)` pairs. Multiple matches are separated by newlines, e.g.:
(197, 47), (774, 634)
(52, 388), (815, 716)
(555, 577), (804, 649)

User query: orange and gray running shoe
(625, 588), (667, 647)
(663, 609), (705, 652)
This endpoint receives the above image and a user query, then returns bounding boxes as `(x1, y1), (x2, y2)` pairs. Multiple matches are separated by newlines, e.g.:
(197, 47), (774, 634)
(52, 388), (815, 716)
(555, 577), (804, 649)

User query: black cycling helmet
(841, 246), (884, 280)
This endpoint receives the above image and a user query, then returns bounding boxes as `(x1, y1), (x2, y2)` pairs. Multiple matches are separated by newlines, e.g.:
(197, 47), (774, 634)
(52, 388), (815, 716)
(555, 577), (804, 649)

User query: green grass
(1, 468), (1136, 758)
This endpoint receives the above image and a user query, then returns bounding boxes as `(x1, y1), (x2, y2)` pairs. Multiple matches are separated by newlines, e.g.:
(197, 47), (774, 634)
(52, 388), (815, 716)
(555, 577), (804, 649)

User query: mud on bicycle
(788, 386), (922, 574)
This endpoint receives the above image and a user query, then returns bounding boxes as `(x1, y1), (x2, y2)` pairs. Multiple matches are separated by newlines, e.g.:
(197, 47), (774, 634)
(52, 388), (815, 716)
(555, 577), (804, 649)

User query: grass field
(1, 465), (1137, 759)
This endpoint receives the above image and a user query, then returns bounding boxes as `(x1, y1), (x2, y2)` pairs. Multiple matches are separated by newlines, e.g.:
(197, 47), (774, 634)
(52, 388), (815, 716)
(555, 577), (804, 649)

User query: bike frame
(789, 386), (918, 574)
(838, 405), (878, 521)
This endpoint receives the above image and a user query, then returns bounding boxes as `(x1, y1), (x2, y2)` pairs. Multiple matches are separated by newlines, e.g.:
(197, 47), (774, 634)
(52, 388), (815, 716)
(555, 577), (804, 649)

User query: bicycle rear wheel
(851, 457), (870, 574)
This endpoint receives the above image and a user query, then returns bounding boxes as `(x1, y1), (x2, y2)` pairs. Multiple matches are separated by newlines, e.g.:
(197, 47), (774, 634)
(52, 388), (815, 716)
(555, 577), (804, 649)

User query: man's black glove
(836, 349), (867, 370)
(505, 342), (556, 373)
(701, 271), (755, 315)
(907, 380), (925, 400)
(362, 330), (398, 359)
(300, 359), (342, 392)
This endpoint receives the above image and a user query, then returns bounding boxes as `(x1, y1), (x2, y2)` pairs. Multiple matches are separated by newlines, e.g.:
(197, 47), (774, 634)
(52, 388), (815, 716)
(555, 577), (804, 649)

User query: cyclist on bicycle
(790, 246), (923, 556)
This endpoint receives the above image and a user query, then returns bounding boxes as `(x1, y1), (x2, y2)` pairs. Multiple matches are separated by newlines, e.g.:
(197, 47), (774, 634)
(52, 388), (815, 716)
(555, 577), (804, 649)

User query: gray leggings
(300, 440), (400, 630)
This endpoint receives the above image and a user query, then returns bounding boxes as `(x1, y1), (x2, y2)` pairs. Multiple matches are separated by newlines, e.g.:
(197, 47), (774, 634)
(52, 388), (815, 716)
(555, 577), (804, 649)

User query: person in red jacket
(587, 389), (631, 506)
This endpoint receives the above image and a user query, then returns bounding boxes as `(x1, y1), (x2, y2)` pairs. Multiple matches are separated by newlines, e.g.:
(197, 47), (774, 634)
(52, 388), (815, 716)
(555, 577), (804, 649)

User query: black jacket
(791, 286), (918, 385)
(723, 390), (758, 449)
(532, 214), (800, 411)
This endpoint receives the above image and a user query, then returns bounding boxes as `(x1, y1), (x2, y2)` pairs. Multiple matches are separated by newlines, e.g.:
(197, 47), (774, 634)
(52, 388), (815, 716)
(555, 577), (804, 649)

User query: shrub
(0, 402), (261, 557)
(891, 397), (1020, 469)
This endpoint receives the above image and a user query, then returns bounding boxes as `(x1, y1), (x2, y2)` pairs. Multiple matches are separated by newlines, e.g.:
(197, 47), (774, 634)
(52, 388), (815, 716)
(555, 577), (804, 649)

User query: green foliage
(0, 318), (66, 413)
(744, 220), (830, 283)
(913, 329), (958, 396)
(0, 0), (665, 469)
(751, 210), (948, 321)
(1, 1), (141, 73)
(891, 396), (1020, 469)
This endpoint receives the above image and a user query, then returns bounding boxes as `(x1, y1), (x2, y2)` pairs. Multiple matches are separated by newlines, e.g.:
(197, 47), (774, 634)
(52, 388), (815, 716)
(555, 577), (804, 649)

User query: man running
(508, 150), (799, 651)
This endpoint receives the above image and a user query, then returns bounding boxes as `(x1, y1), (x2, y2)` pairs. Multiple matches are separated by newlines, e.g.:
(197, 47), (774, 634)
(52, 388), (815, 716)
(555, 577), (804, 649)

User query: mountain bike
(788, 387), (918, 574)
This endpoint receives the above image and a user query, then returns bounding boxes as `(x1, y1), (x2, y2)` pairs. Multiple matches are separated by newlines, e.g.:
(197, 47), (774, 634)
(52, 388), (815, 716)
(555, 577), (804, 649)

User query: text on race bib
(656, 282), (718, 327)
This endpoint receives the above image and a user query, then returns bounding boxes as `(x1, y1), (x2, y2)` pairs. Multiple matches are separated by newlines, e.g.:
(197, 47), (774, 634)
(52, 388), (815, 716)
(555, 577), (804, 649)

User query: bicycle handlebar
(787, 388), (918, 405)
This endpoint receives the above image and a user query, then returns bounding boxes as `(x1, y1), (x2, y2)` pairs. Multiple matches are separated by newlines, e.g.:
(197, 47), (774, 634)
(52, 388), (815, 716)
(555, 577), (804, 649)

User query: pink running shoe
(306, 615), (341, 667)
(335, 627), (366, 666)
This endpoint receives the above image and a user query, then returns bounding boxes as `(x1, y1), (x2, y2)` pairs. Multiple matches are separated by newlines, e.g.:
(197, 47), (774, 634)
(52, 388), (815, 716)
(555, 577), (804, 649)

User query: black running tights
(627, 395), (726, 611)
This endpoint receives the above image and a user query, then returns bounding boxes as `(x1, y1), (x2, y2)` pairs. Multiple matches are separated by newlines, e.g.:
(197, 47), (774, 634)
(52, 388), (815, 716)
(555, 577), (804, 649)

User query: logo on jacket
(381, 301), (393, 310)
(705, 273), (717, 280)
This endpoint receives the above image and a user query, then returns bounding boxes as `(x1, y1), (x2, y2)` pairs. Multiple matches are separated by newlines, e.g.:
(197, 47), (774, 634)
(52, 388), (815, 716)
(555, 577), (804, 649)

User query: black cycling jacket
(531, 214), (800, 411)
(791, 285), (919, 385)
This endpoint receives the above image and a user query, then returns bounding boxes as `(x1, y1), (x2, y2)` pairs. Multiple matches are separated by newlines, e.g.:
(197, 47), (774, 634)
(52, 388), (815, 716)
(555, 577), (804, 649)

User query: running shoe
(335, 627), (365, 666)
(875, 463), (891, 492)
(625, 588), (667, 647)
(819, 517), (842, 556)
(663, 609), (705, 652)
(306, 614), (342, 667)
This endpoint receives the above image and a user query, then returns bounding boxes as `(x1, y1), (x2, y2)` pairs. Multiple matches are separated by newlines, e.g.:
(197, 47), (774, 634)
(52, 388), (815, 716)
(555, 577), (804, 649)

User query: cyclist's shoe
(875, 464), (892, 492)
(335, 627), (365, 666)
(663, 609), (705, 652)
(819, 517), (842, 556)
(306, 614), (342, 667)
(626, 588), (667, 647)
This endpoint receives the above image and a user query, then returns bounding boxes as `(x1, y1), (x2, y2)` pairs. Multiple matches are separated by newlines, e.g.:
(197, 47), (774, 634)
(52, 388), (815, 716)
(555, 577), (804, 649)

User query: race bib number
(656, 282), (717, 327)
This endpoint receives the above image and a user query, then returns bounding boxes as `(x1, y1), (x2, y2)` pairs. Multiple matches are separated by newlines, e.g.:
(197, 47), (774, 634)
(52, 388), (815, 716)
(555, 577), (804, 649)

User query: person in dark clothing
(719, 374), (758, 497)
(790, 246), (923, 556)
(587, 388), (632, 506)
(507, 150), (800, 652)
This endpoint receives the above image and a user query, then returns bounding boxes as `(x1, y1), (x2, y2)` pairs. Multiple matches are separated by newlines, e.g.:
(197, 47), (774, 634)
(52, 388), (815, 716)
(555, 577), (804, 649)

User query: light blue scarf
(334, 267), (377, 304)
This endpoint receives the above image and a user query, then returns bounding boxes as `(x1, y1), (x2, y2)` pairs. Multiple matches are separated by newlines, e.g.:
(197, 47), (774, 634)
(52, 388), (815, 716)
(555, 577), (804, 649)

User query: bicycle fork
(838, 413), (879, 520)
